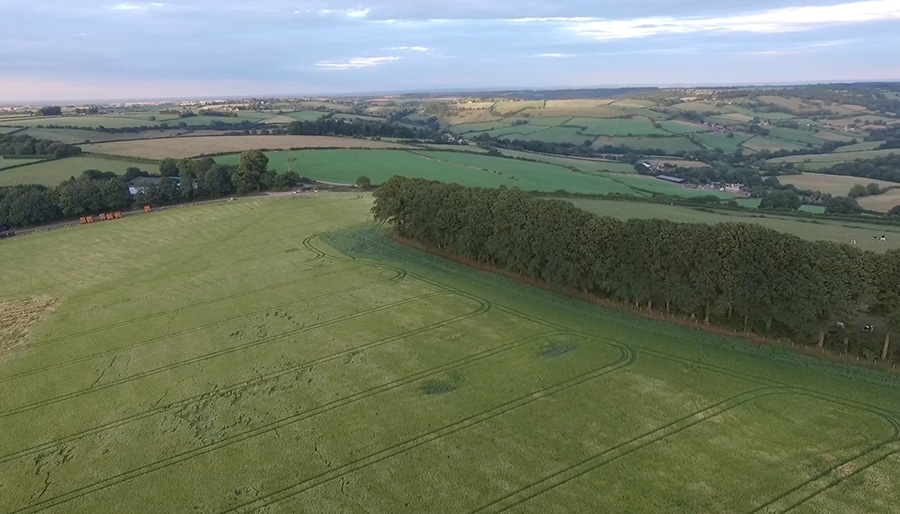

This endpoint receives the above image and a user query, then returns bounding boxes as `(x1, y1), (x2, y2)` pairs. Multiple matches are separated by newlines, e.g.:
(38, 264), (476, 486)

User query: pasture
(0, 158), (44, 171)
(0, 156), (159, 187)
(80, 136), (414, 160)
(566, 197), (900, 251)
(215, 149), (636, 196)
(769, 149), (900, 169)
(858, 190), (900, 213)
(3, 194), (900, 512)
(0, 115), (163, 130)
(778, 173), (897, 196)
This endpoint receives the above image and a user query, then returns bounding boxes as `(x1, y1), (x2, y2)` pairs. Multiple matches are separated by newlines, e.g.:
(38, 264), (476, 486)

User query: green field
(565, 118), (666, 136)
(769, 149), (900, 170)
(0, 115), (163, 129)
(568, 197), (900, 251)
(3, 194), (900, 512)
(657, 121), (709, 134)
(0, 157), (44, 170)
(498, 149), (637, 174)
(0, 156), (160, 187)
(594, 136), (702, 153)
(695, 132), (751, 153)
(742, 136), (809, 153)
(282, 110), (327, 122)
(216, 149), (636, 195)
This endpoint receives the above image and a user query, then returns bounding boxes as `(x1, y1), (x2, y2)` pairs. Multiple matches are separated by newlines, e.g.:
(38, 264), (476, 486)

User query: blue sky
(1, 0), (900, 102)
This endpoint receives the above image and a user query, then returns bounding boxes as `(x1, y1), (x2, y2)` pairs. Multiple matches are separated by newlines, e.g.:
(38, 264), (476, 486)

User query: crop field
(567, 197), (900, 251)
(657, 120), (709, 134)
(858, 190), (900, 213)
(80, 135), (414, 160)
(778, 173), (897, 196)
(4, 194), (900, 513)
(836, 142), (884, 153)
(0, 156), (160, 187)
(215, 149), (636, 195)
(282, 111), (327, 122)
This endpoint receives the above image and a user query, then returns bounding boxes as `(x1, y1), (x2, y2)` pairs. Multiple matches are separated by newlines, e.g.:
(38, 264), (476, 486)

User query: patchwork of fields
(3, 195), (900, 512)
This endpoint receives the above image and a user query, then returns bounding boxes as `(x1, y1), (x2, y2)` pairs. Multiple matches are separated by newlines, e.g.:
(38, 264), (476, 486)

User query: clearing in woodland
(2, 193), (900, 513)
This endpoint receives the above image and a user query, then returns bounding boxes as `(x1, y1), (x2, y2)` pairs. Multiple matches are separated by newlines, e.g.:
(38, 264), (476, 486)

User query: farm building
(128, 176), (180, 195)
(656, 175), (685, 184)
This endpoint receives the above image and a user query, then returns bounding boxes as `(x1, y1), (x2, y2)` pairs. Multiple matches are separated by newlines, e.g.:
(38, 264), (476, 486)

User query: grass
(17, 127), (186, 145)
(567, 197), (900, 251)
(593, 136), (702, 153)
(778, 173), (897, 196)
(858, 190), (900, 213)
(0, 157), (45, 170)
(215, 149), (636, 195)
(0, 115), (163, 129)
(3, 195), (900, 512)
(566, 118), (667, 136)
(80, 135), (413, 160)
(741, 136), (810, 153)
(836, 141), (884, 153)
(282, 110), (327, 122)
(695, 133), (751, 153)
(0, 156), (160, 187)
(769, 149), (900, 169)
(498, 149), (638, 174)
(658, 121), (709, 134)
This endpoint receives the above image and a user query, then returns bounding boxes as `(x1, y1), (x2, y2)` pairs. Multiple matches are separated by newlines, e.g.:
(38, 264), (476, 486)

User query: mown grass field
(566, 197), (900, 252)
(0, 156), (160, 187)
(81, 136), (414, 160)
(3, 194), (900, 513)
(778, 173), (897, 196)
(215, 149), (637, 195)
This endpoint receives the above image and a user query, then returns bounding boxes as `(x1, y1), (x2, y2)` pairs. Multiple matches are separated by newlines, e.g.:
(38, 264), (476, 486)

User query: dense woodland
(285, 117), (440, 140)
(0, 135), (82, 159)
(374, 177), (900, 361)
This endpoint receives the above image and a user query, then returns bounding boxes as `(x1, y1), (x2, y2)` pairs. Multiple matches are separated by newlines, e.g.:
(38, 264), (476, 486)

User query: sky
(1, 0), (900, 102)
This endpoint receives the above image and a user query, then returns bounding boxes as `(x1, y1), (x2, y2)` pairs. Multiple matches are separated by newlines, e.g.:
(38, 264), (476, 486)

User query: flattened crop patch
(0, 296), (56, 354)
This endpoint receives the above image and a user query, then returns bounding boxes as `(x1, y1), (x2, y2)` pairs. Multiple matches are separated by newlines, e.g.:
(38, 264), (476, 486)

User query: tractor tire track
(216, 344), (635, 514)
(0, 291), (489, 466)
(11, 329), (554, 514)
(0, 265), (364, 359)
(0, 270), (404, 384)
(0, 292), (452, 421)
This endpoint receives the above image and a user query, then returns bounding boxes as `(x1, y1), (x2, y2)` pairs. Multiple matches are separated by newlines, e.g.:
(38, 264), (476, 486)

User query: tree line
(0, 135), (82, 159)
(0, 150), (304, 228)
(373, 177), (900, 362)
(286, 118), (440, 140)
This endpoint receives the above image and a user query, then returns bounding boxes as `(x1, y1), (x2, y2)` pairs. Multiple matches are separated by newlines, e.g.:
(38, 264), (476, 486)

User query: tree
(888, 205), (900, 217)
(160, 158), (180, 177)
(849, 184), (869, 198)
(0, 186), (59, 226)
(97, 179), (133, 210)
(177, 159), (199, 200)
(759, 190), (801, 211)
(197, 165), (234, 198)
(867, 182), (883, 196)
(39, 106), (62, 117)
(356, 176), (372, 189)
(231, 150), (268, 194)
(825, 196), (863, 214)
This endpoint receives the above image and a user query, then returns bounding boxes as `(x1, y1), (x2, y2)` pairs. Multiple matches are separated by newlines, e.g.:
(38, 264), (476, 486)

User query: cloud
(390, 46), (430, 52)
(109, 2), (163, 11)
(318, 7), (370, 18)
(515, 0), (900, 40)
(316, 56), (399, 70)
(534, 53), (573, 58)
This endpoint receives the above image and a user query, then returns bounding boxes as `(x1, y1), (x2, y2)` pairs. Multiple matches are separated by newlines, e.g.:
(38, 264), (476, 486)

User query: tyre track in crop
(0, 289), (489, 467)
(13, 328), (554, 514)
(0, 291), (450, 421)
(750, 399), (900, 514)
(217, 344), (636, 514)
(470, 387), (900, 514)
(0, 269), (404, 384)
(0, 265), (366, 360)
